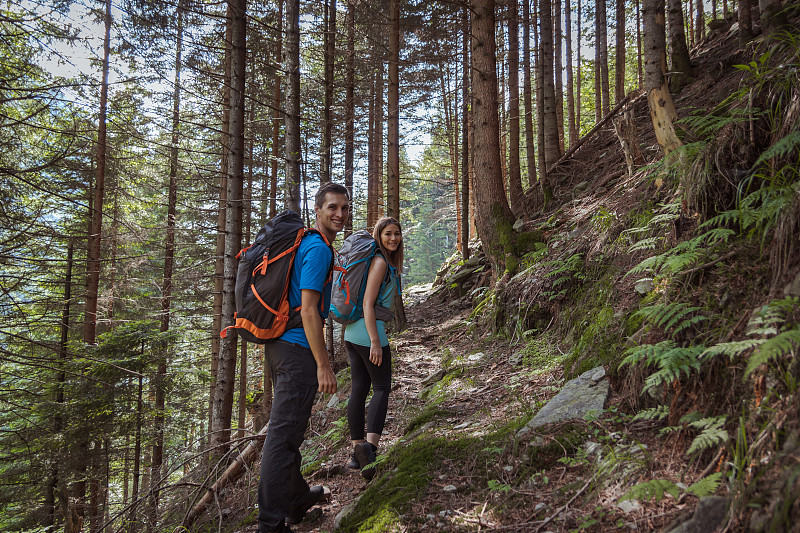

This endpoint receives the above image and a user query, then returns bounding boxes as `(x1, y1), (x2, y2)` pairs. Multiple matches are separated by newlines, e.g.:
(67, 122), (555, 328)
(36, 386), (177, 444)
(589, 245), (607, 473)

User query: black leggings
(346, 341), (392, 441)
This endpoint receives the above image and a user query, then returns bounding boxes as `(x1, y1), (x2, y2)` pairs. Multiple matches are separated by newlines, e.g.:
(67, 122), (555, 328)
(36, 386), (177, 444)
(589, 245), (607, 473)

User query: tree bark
(523, 0), (537, 195)
(471, 0), (516, 270)
(644, 0), (682, 155)
(565, 0), (576, 147)
(539, 0), (561, 200)
(284, 0), (301, 212)
(367, 71), (378, 229)
(149, 1), (183, 519)
(615, 0), (627, 102)
(553, 0), (564, 151)
(508, 0), (524, 216)
(209, 9), (232, 457)
(320, 0), (337, 184)
(269, 0), (283, 219)
(738, 0), (753, 43)
(577, 0), (582, 130)
(387, 0), (400, 219)
(597, 0), (611, 115)
(344, 0), (355, 236)
(211, 0), (247, 454)
(462, 5), (471, 260)
(667, 0), (692, 90)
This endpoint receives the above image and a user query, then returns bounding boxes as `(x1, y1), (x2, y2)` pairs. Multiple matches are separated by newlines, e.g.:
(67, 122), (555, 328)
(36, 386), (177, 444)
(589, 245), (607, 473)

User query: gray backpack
(329, 230), (395, 325)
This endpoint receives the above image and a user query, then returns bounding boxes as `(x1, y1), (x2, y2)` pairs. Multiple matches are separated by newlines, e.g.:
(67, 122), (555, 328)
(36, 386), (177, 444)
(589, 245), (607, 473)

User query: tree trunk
(577, 0), (582, 130)
(209, 10), (232, 458)
(149, 4), (183, 520)
(320, 0), (337, 184)
(440, 63), (461, 248)
(471, 0), (516, 270)
(523, 0), (537, 196)
(613, 106), (644, 176)
(667, 0), (692, 90)
(553, 0), (564, 151)
(211, 0), (247, 454)
(387, 0), (400, 219)
(462, 5), (471, 260)
(694, 0), (704, 45)
(539, 0), (560, 200)
(344, 0), (355, 236)
(284, 0), (301, 212)
(565, 0), (576, 147)
(643, 0), (682, 155)
(739, 0), (753, 43)
(130, 373), (143, 530)
(615, 0), (626, 102)
(376, 61), (385, 218)
(269, 0), (283, 219)
(534, 0), (546, 203)
(636, 0), (643, 87)
(367, 71), (378, 229)
(597, 0), (611, 115)
(759, 0), (787, 34)
(508, 0), (524, 216)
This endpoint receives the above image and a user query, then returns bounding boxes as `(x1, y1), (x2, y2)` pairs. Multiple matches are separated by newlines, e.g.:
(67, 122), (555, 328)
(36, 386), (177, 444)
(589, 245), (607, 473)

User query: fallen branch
(182, 423), (269, 528)
(547, 92), (640, 175)
(533, 476), (593, 533)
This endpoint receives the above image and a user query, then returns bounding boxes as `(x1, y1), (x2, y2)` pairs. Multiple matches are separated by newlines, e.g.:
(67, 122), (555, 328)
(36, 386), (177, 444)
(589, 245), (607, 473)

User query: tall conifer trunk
(344, 0), (355, 236)
(523, 0), (537, 193)
(615, 0), (626, 102)
(211, 0), (247, 453)
(644, 0), (682, 154)
(471, 0), (515, 270)
(462, 6), (471, 260)
(387, 0), (400, 219)
(320, 0), (336, 183)
(508, 0), (523, 215)
(284, 0), (301, 211)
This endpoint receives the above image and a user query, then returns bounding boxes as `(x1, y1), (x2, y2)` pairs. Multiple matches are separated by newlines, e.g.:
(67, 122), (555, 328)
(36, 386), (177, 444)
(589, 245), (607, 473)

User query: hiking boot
(286, 485), (325, 525)
(347, 450), (359, 469)
(355, 442), (377, 481)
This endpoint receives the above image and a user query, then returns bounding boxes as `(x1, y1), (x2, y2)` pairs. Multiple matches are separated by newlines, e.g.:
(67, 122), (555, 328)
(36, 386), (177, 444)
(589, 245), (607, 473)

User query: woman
(345, 216), (403, 480)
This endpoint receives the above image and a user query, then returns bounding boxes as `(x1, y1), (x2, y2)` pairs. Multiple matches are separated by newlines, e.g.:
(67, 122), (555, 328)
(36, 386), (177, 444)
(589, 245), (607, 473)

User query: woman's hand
(369, 340), (383, 366)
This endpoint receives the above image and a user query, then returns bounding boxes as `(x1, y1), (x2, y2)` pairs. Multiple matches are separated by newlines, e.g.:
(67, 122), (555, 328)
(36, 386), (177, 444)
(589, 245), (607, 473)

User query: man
(257, 182), (350, 533)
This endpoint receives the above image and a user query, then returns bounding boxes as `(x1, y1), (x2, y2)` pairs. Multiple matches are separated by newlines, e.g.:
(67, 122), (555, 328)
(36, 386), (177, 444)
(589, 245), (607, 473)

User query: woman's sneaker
(354, 442), (377, 481)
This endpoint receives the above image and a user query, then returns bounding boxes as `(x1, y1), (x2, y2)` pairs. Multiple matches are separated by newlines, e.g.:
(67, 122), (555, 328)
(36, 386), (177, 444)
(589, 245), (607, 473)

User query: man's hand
(317, 363), (337, 394)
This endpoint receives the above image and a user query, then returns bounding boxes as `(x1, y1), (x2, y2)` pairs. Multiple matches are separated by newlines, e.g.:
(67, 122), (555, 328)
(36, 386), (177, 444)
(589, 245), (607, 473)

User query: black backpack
(221, 210), (331, 344)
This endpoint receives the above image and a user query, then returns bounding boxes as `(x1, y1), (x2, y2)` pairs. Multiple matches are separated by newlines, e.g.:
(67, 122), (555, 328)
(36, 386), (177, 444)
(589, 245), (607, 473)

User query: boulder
(665, 496), (728, 533)
(517, 366), (609, 438)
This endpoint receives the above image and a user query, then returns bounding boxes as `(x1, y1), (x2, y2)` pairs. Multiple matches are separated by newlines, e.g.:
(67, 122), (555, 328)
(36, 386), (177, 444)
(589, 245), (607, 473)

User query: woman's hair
(373, 216), (403, 273)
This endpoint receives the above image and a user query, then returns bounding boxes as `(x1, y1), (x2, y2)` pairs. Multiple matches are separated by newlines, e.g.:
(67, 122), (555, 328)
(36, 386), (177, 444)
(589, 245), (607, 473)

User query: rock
(783, 272), (800, 298)
(574, 181), (590, 193)
(443, 484), (458, 493)
(333, 497), (361, 530)
(617, 499), (641, 513)
(513, 219), (526, 232)
(596, 187), (608, 196)
(665, 496), (728, 533)
(634, 279), (654, 295)
(453, 422), (471, 430)
(422, 368), (447, 387)
(509, 352), (525, 365)
(708, 18), (727, 31)
(326, 394), (340, 408)
(534, 503), (546, 512)
(503, 465), (514, 472)
(468, 352), (485, 362)
(517, 366), (609, 438)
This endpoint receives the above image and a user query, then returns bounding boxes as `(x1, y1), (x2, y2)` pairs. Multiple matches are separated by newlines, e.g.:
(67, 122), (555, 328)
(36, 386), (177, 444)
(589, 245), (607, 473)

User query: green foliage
(686, 415), (729, 456)
(633, 302), (708, 339)
(633, 405), (670, 421)
(619, 472), (723, 503)
(620, 341), (705, 394)
(542, 254), (586, 301)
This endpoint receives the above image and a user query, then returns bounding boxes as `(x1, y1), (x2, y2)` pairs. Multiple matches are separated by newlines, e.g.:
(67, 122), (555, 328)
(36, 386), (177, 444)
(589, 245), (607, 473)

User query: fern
(701, 338), (765, 360)
(751, 130), (800, 170)
(687, 472), (724, 497)
(633, 405), (670, 421)
(634, 302), (706, 338)
(687, 416), (729, 456)
(620, 341), (704, 393)
(619, 479), (681, 503)
(744, 326), (800, 376)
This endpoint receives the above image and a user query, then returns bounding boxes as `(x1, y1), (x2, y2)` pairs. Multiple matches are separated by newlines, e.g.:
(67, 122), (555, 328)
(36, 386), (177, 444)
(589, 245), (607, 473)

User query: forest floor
(219, 290), (703, 532)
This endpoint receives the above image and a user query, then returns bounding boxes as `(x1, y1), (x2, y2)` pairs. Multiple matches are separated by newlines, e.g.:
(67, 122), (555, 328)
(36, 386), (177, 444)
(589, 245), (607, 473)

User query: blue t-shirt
(278, 232), (333, 348)
(343, 268), (399, 347)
